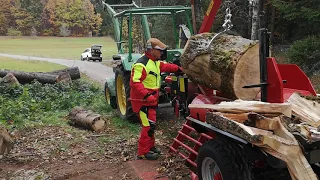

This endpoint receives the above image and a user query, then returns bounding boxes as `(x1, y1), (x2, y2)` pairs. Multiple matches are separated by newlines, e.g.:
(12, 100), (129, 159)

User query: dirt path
(0, 53), (114, 85)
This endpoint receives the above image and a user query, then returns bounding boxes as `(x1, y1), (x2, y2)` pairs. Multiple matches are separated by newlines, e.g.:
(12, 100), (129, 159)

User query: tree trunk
(48, 67), (81, 80)
(0, 70), (70, 84)
(194, 0), (204, 32)
(0, 73), (20, 85)
(68, 107), (105, 132)
(180, 33), (260, 100)
(270, 5), (276, 44)
(0, 126), (14, 155)
(0, 67), (80, 84)
(251, 0), (259, 40)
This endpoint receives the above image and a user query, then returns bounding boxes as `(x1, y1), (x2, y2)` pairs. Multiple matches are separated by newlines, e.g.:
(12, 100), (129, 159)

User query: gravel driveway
(0, 53), (114, 85)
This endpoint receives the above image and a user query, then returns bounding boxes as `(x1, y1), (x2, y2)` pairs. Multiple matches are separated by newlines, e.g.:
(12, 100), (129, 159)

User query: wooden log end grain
(180, 33), (260, 100)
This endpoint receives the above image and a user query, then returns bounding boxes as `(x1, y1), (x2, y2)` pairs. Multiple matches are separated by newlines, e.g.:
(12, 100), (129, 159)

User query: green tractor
(101, 0), (194, 121)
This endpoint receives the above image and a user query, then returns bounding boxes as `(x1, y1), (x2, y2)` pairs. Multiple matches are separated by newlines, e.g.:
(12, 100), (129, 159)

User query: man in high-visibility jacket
(130, 38), (182, 160)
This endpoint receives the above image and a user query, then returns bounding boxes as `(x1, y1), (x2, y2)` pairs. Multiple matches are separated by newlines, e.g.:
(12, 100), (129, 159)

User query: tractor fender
(105, 77), (116, 97)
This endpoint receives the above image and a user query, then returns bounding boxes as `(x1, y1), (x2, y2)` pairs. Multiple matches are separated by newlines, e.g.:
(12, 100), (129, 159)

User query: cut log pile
(181, 33), (320, 180)
(0, 67), (81, 85)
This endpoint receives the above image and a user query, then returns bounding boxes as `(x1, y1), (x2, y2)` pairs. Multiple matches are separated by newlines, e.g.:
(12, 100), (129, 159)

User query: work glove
(176, 67), (184, 75)
(146, 95), (157, 104)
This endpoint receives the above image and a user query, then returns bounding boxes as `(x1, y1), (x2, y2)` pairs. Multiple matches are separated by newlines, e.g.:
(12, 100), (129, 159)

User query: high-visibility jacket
(130, 53), (180, 113)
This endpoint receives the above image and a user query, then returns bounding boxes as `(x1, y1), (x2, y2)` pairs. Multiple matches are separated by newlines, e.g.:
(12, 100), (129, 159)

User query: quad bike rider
(130, 38), (183, 160)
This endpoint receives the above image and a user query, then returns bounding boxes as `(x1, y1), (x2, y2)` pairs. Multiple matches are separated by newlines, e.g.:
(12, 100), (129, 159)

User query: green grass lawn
(0, 36), (118, 60)
(0, 56), (67, 72)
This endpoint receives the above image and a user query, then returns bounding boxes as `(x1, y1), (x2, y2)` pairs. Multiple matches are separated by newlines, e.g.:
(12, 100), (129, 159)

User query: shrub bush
(286, 36), (320, 77)
(0, 79), (111, 129)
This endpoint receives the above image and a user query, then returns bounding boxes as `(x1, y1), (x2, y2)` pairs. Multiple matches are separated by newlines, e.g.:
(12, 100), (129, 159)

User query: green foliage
(286, 36), (320, 76)
(0, 79), (112, 130)
(6, 28), (22, 38)
(271, 0), (320, 40)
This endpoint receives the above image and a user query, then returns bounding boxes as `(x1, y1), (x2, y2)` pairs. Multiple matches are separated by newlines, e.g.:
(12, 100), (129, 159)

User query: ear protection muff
(146, 41), (152, 50)
(159, 48), (167, 60)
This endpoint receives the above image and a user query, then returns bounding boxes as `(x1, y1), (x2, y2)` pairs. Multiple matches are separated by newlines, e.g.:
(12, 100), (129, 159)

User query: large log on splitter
(180, 33), (260, 100)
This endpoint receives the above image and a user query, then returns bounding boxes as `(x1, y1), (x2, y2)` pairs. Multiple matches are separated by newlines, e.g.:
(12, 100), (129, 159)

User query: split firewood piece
(188, 99), (292, 117)
(180, 33), (260, 100)
(68, 107), (105, 132)
(205, 112), (317, 180)
(0, 72), (20, 85)
(287, 93), (320, 128)
(213, 112), (279, 130)
(0, 126), (14, 155)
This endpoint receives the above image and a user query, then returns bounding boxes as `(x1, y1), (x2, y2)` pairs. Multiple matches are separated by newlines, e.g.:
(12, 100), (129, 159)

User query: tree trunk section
(0, 67), (80, 84)
(48, 67), (81, 80)
(68, 107), (105, 132)
(251, 0), (259, 40)
(0, 126), (14, 155)
(0, 73), (20, 85)
(181, 33), (260, 100)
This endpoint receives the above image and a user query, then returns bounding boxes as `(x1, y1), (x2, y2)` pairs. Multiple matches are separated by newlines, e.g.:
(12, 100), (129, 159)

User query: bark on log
(0, 69), (73, 84)
(0, 126), (14, 155)
(68, 107), (105, 132)
(48, 67), (81, 80)
(180, 33), (260, 100)
(0, 73), (20, 85)
(205, 112), (317, 180)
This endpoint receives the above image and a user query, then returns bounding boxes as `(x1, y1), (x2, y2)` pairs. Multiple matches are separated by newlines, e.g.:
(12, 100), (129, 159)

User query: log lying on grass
(180, 33), (260, 100)
(0, 67), (80, 84)
(0, 73), (20, 85)
(48, 67), (81, 80)
(0, 126), (14, 155)
(68, 107), (105, 132)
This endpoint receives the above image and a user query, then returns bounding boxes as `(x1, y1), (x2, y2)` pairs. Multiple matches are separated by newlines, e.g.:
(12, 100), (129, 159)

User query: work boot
(137, 151), (160, 160)
(150, 147), (161, 154)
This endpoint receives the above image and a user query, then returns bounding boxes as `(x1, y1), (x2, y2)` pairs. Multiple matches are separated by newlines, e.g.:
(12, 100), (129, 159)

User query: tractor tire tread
(115, 67), (137, 122)
(197, 136), (253, 180)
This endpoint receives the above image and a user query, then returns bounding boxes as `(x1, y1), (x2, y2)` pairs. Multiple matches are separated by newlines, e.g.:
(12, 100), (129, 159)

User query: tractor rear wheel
(197, 136), (253, 180)
(104, 82), (117, 109)
(115, 67), (137, 122)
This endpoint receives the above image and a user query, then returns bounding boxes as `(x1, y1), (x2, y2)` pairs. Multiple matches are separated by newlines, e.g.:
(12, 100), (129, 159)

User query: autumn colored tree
(43, 0), (102, 36)
(0, 0), (15, 35)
